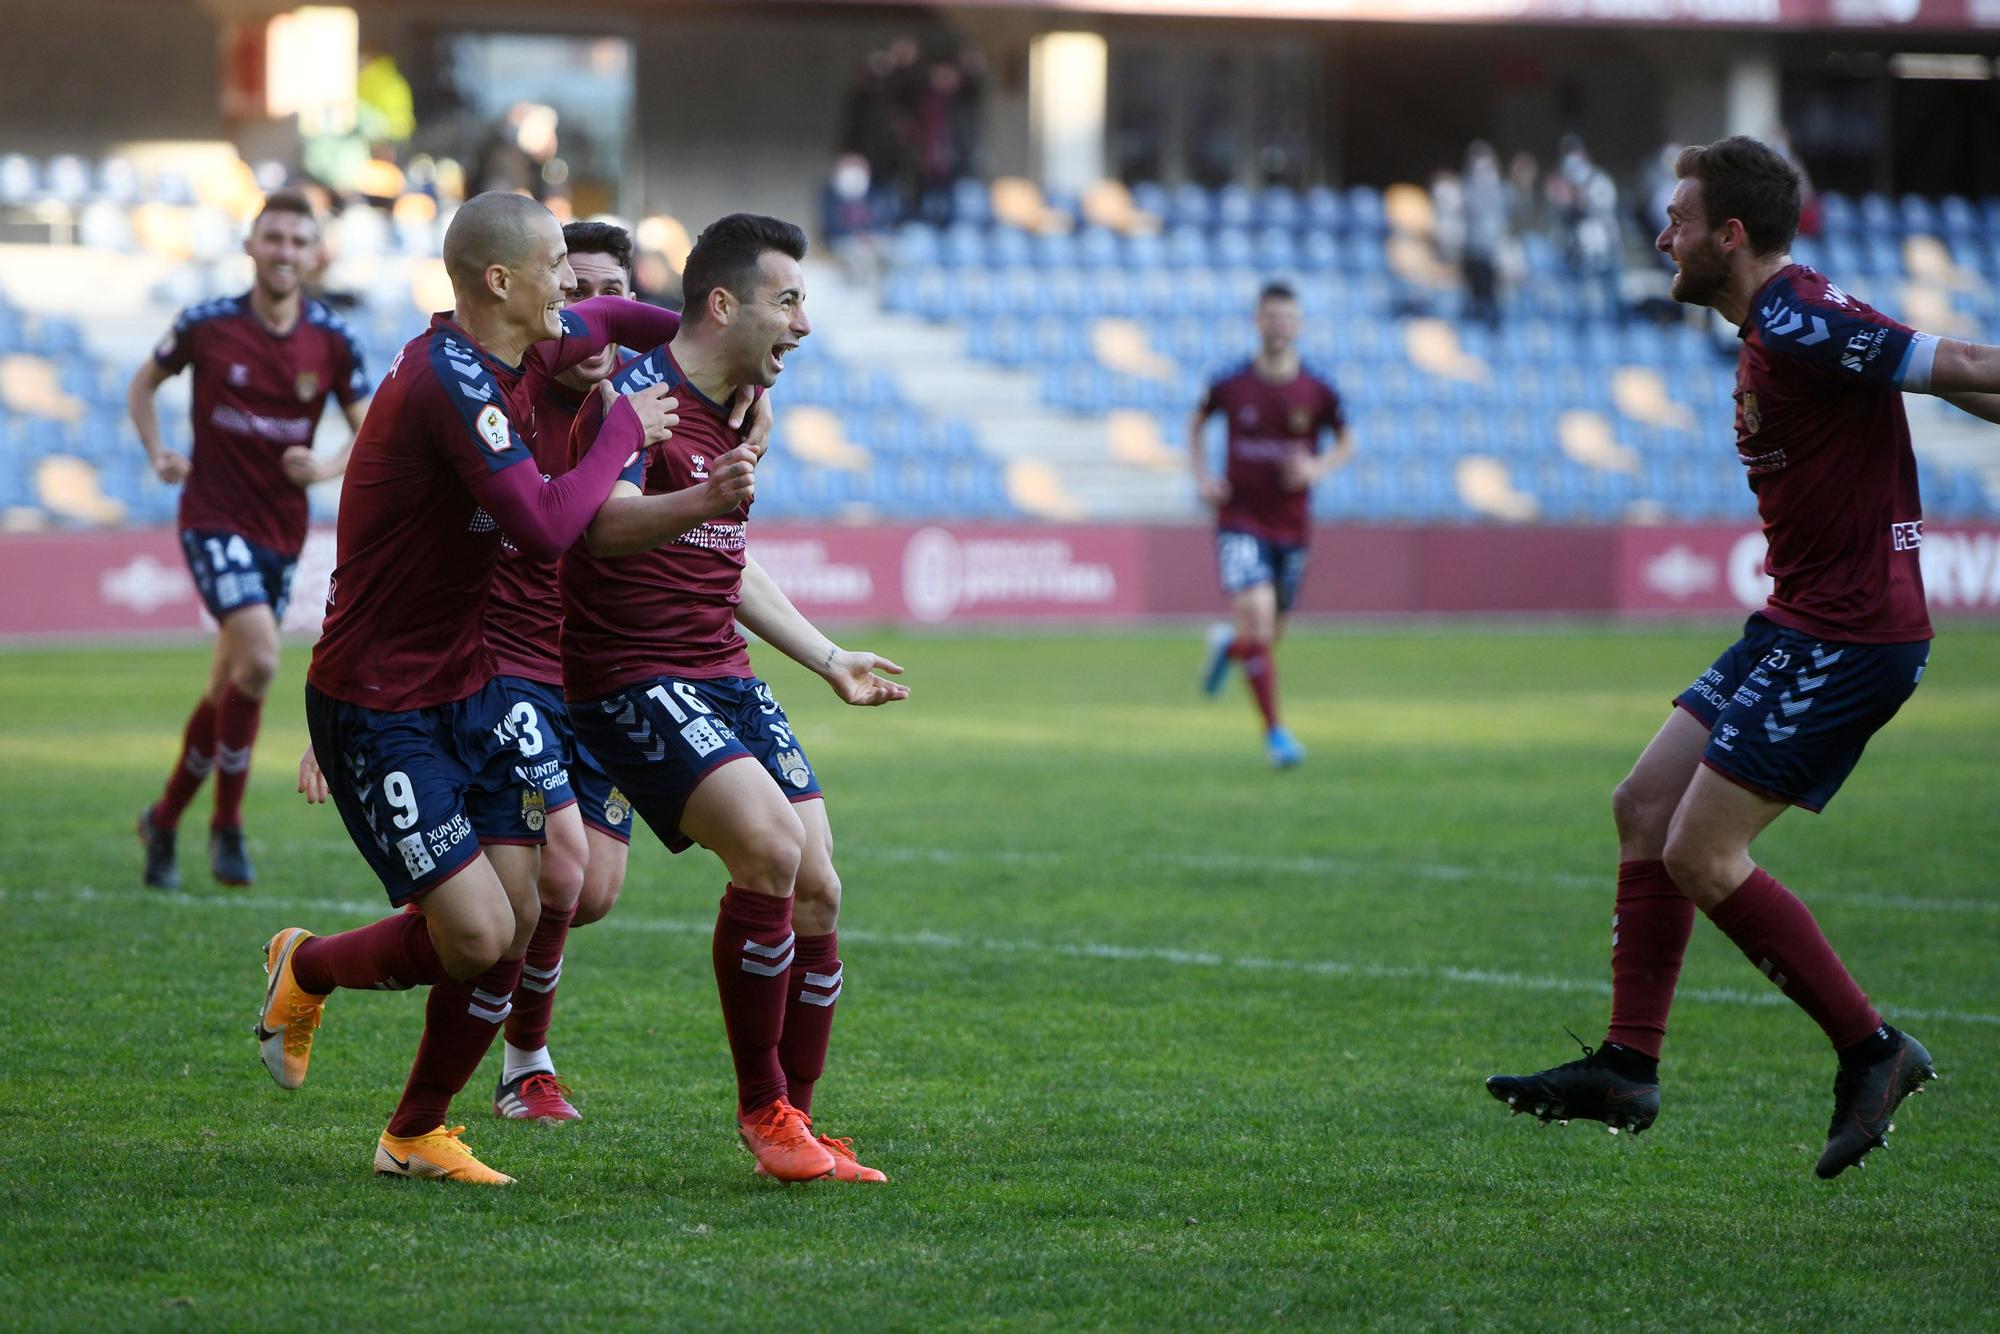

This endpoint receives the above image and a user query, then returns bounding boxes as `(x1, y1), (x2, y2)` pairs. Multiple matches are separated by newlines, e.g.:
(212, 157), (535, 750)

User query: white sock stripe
(740, 948), (794, 977)
(522, 957), (563, 981)
(797, 979), (842, 1006)
(215, 744), (254, 775)
(467, 999), (512, 1023)
(803, 965), (843, 989)
(741, 932), (796, 960)
(472, 987), (513, 1007)
(183, 751), (216, 776)
(519, 966), (562, 995)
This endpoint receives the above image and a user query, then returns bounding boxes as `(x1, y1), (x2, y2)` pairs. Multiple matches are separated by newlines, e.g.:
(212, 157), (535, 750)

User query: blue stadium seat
(1215, 184), (1255, 230)
(987, 225), (1033, 269)
(1254, 227), (1297, 272)
(1899, 194), (1939, 238)
(1166, 225), (1210, 269)
(0, 153), (38, 205)
(1858, 192), (1898, 236)
(1033, 230), (1077, 269)
(1077, 227), (1121, 270)
(1259, 186), (1300, 231)
(1817, 192), (1857, 236)
(950, 178), (991, 228)
(1168, 183), (1214, 230)
(1123, 231), (1168, 270)
(941, 223), (986, 268)
(892, 223), (940, 270)
(1299, 231), (1338, 273)
(1303, 186), (1343, 232)
(1344, 185), (1386, 236)
(1130, 181), (1168, 220)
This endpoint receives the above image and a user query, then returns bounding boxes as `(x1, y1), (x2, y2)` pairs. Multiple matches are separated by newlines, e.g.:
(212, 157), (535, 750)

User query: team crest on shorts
(295, 370), (320, 402)
(521, 787), (546, 832)
(774, 748), (812, 789)
(603, 787), (631, 827)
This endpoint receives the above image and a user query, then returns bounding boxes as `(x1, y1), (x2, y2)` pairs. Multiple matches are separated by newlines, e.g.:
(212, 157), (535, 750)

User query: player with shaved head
(252, 192), (713, 1185)
(1488, 135), (2000, 1178)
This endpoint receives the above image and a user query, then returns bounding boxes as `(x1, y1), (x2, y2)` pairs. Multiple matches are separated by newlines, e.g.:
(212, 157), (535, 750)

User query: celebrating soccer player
(130, 192), (371, 889)
(479, 220), (771, 1122)
(562, 214), (908, 1184)
(1486, 136), (2000, 1177)
(1190, 282), (1354, 768)
(254, 192), (696, 1185)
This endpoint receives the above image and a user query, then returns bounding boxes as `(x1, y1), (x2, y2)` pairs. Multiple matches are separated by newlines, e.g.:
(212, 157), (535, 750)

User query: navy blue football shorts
(1672, 613), (1929, 813)
(180, 528), (299, 622)
(478, 677), (580, 845)
(571, 674), (822, 854)
(305, 678), (571, 905)
(1215, 528), (1309, 613)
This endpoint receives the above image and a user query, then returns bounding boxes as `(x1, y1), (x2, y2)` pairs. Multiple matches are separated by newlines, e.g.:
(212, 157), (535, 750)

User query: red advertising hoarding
(3, 523), (1997, 639)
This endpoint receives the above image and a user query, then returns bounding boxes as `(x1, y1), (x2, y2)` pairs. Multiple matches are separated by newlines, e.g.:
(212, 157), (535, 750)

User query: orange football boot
(374, 1124), (515, 1185)
(737, 1098), (836, 1181)
(254, 927), (325, 1089)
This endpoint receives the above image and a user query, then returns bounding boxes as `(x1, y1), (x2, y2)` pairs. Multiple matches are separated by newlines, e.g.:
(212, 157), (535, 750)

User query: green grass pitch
(1, 624), (1995, 1328)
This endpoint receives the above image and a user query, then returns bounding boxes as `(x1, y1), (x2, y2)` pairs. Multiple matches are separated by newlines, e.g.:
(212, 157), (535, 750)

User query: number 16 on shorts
(643, 682), (737, 760)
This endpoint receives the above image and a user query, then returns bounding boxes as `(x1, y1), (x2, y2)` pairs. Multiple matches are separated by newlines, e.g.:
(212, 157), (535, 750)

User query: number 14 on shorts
(648, 683), (735, 759)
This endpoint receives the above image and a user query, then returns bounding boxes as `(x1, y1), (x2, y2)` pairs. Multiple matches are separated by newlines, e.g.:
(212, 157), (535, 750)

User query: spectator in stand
(823, 152), (888, 282)
(1551, 134), (1625, 320)
(1462, 141), (1509, 327)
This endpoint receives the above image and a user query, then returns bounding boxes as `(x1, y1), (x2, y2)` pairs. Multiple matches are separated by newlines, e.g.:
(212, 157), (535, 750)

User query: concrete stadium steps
(805, 264), (1194, 521)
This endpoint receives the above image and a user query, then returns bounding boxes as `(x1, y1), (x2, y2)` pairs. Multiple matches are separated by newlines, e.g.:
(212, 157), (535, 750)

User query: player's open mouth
(769, 343), (797, 372)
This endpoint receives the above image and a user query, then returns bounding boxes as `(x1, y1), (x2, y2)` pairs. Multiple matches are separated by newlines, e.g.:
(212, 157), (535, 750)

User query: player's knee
(574, 871), (621, 926)
(230, 645), (280, 695)
(730, 819), (805, 894)
(1659, 833), (1724, 904)
(537, 837), (587, 911)
(436, 919), (510, 979)
(794, 861), (842, 922)
(1611, 777), (1666, 842)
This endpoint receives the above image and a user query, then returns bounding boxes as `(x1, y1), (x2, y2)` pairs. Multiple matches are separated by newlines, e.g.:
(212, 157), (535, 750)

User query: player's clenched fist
(702, 442), (758, 515)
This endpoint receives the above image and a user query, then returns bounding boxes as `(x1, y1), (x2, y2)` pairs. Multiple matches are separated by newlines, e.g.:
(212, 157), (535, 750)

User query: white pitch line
(13, 884), (1998, 1029)
(860, 844), (2000, 916)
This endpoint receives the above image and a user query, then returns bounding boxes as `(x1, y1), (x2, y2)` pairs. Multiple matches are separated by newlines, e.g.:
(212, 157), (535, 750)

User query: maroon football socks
(210, 685), (263, 831)
(1233, 639), (1282, 731)
(712, 885), (794, 1114)
(1705, 867), (1882, 1049)
(1604, 859), (1696, 1061)
(504, 902), (575, 1055)
(778, 932), (842, 1115)
(290, 911), (448, 995)
(154, 696), (218, 828)
(386, 955), (524, 1137)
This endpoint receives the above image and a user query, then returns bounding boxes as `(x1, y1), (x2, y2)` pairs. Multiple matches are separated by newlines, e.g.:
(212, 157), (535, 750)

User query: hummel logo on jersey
(228, 363), (250, 386)
(1761, 301), (1829, 346)
(690, 454), (708, 478)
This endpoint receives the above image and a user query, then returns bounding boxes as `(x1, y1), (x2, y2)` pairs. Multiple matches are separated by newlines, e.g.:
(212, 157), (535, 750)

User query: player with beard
(1190, 283), (1353, 768)
(562, 214), (908, 1183)
(1486, 136), (2000, 1177)
(131, 192), (370, 890)
(254, 192), (697, 1186)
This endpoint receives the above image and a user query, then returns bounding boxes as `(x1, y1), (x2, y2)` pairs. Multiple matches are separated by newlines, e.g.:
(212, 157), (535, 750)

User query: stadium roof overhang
(783, 0), (2000, 30)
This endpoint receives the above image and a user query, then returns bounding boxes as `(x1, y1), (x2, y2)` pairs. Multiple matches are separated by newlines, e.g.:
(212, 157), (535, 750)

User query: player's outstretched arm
(472, 385), (673, 559)
(1927, 340), (2000, 423)
(738, 555), (909, 707)
(126, 360), (188, 484)
(534, 297), (683, 378)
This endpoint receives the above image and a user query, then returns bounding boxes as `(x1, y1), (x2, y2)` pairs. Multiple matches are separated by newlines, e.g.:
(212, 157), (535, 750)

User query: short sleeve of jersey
(1323, 382), (1346, 434)
(425, 334), (534, 484)
(315, 304), (371, 406)
(152, 308), (198, 375)
(1197, 375), (1225, 416)
(1752, 275), (1919, 387)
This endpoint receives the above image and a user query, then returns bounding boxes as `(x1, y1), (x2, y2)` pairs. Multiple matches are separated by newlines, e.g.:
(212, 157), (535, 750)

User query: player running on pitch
(254, 192), (702, 1186)
(1486, 135), (2000, 1177)
(131, 191), (370, 889)
(563, 213), (907, 1183)
(1190, 282), (1353, 768)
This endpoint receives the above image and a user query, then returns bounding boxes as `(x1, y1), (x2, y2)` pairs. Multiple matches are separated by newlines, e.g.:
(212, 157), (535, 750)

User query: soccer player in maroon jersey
(252, 191), (706, 1185)
(129, 192), (371, 890)
(1488, 136), (2000, 1177)
(1189, 282), (1353, 769)
(481, 220), (773, 1123)
(563, 214), (908, 1183)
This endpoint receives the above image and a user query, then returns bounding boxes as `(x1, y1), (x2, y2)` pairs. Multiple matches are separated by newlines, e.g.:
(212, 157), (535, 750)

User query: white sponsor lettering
(1920, 531), (2000, 608)
(209, 405), (314, 445)
(1641, 544), (1719, 602)
(100, 555), (193, 615)
(1891, 520), (1923, 552)
(752, 540), (875, 605)
(1727, 531), (1776, 608)
(901, 527), (1116, 623)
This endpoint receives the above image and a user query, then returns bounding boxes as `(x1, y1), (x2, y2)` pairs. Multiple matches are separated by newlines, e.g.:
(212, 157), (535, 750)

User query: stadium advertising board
(798, 0), (2000, 27)
(6, 524), (1999, 637)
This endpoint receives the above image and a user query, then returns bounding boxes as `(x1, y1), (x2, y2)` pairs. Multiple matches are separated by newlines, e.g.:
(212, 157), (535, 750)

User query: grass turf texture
(1, 624), (1996, 1329)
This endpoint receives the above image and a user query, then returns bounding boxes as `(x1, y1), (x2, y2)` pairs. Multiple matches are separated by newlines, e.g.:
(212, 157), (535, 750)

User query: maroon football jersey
(1198, 361), (1345, 545)
(1733, 264), (1933, 644)
(484, 379), (587, 686)
(153, 294), (368, 554)
(561, 344), (754, 700)
(308, 299), (678, 711)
